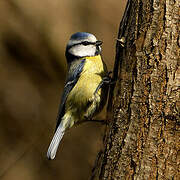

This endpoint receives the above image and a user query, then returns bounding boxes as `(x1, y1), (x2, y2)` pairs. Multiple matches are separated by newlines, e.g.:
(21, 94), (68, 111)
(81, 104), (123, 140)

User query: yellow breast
(81, 55), (106, 75)
(66, 55), (107, 114)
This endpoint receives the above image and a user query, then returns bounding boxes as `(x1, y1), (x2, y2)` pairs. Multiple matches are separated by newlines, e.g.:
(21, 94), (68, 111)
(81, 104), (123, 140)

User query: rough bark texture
(91, 0), (180, 179)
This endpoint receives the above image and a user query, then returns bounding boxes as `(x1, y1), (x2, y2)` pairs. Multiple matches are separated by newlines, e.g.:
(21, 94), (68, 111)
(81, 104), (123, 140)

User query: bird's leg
(94, 71), (114, 96)
(81, 71), (114, 126)
(84, 118), (106, 125)
(76, 117), (106, 125)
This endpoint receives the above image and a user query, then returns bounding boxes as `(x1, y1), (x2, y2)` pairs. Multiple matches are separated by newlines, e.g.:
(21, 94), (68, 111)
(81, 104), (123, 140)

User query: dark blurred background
(0, 0), (126, 179)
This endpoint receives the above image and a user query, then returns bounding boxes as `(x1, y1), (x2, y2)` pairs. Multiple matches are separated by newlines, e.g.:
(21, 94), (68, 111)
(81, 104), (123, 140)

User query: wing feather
(55, 59), (86, 130)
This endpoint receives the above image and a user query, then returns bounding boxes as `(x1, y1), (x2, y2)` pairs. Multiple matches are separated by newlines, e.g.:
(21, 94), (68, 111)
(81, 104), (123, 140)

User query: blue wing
(55, 59), (86, 130)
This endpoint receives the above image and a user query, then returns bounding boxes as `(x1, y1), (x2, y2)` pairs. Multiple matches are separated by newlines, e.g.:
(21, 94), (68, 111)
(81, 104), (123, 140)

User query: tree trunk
(91, 0), (180, 179)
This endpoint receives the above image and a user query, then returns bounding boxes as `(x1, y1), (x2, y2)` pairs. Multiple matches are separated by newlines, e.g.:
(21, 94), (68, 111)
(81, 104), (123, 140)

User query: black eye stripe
(82, 41), (91, 45)
(68, 40), (102, 49)
(68, 42), (94, 48)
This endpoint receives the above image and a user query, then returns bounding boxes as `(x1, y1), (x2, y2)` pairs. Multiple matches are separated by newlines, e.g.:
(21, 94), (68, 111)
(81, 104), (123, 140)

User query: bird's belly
(66, 74), (102, 120)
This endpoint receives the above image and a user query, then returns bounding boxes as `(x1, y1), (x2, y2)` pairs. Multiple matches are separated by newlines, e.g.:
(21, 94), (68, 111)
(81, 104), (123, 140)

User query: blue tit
(47, 32), (109, 160)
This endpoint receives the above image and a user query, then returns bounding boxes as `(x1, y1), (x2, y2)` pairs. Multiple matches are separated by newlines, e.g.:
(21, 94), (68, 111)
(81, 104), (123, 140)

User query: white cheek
(69, 45), (96, 57)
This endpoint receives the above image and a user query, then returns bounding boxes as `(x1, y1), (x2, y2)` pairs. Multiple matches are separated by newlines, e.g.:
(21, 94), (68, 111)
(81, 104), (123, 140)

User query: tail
(47, 122), (65, 160)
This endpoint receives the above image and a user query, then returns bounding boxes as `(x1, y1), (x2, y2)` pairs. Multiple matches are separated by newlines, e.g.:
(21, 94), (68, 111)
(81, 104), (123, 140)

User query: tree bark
(91, 0), (180, 179)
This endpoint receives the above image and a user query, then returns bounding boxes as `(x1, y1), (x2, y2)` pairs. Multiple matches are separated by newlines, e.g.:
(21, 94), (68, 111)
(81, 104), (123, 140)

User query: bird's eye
(82, 41), (89, 46)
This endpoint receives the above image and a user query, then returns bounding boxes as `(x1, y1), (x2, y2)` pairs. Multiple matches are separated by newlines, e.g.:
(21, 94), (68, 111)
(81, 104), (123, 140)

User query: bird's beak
(95, 40), (103, 46)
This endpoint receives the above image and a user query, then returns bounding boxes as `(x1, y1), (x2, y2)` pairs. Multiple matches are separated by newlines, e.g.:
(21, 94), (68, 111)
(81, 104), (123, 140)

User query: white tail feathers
(47, 122), (65, 160)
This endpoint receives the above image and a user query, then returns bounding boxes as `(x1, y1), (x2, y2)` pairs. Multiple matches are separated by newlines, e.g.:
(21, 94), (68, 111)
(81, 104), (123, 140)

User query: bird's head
(65, 32), (102, 61)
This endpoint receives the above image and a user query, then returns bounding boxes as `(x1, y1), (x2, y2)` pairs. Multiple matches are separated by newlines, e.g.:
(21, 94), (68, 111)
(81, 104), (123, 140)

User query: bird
(47, 32), (110, 160)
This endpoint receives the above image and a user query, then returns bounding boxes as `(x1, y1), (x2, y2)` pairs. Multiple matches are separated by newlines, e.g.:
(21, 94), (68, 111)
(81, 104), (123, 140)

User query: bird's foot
(85, 118), (107, 125)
